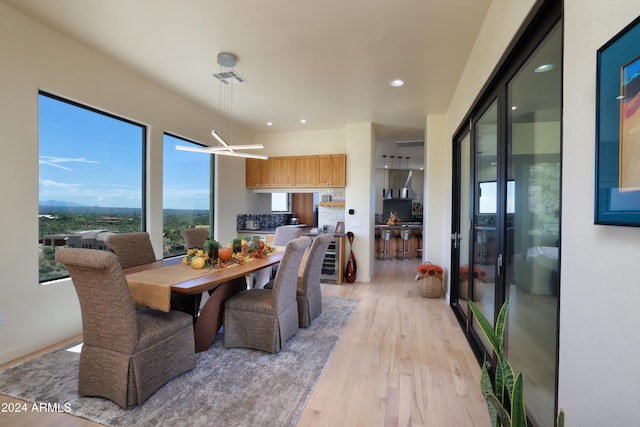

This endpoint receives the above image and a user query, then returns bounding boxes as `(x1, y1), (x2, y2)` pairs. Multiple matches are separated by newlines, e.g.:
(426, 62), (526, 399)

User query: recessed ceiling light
(300, 119), (307, 124)
(534, 63), (554, 73)
(390, 79), (405, 87)
(512, 106), (517, 110)
(266, 122), (273, 126)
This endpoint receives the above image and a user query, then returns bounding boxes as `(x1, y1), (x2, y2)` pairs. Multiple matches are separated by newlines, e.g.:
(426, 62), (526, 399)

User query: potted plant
(468, 300), (565, 427)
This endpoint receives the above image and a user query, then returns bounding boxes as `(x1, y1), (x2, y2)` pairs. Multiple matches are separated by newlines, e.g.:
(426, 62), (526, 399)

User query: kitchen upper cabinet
(271, 157), (294, 186)
(245, 154), (346, 188)
(318, 154), (346, 187)
(245, 158), (272, 187)
(294, 156), (320, 187)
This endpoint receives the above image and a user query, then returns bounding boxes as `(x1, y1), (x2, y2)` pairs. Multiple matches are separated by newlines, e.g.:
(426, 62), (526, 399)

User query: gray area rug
(0, 296), (357, 426)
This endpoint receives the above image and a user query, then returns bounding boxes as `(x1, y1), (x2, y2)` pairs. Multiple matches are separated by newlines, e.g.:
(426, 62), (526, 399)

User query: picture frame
(595, 15), (640, 226)
(335, 221), (345, 234)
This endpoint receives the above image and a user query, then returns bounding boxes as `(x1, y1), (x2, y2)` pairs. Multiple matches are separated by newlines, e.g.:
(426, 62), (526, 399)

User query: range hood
(383, 167), (419, 200)
(399, 170), (418, 199)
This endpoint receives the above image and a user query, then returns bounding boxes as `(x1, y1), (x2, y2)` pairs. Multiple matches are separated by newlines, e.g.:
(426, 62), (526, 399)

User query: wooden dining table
(123, 249), (284, 352)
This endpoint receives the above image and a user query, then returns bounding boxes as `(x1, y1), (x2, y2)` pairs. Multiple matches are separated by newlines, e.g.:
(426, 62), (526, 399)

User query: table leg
(193, 277), (246, 352)
(170, 293), (203, 324)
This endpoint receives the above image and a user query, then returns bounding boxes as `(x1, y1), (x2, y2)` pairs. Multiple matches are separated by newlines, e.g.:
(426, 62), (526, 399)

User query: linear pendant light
(176, 52), (268, 160)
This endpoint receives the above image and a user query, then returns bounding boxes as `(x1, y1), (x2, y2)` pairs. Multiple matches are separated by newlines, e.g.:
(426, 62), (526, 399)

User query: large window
(162, 133), (212, 257)
(38, 92), (145, 282)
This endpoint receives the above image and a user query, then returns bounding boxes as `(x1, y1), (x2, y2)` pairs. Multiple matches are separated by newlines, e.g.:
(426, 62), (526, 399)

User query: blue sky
(38, 94), (210, 209)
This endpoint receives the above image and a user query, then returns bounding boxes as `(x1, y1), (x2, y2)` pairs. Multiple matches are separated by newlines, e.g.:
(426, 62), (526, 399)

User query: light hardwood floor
(0, 257), (489, 426)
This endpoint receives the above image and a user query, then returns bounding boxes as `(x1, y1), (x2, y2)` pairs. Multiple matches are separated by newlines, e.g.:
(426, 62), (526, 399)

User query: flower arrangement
(415, 262), (444, 280)
(386, 211), (402, 225)
(415, 262), (444, 298)
(460, 265), (487, 281)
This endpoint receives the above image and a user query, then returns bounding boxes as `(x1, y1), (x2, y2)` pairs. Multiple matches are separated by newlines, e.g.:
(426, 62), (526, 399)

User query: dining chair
(104, 231), (156, 269)
(224, 236), (311, 353)
(55, 248), (195, 409)
(272, 225), (302, 246)
(263, 225), (303, 284)
(180, 227), (209, 249)
(106, 231), (200, 315)
(297, 233), (333, 327)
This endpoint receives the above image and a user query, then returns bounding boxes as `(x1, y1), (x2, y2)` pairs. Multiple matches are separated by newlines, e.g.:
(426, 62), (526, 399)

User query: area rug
(0, 296), (357, 427)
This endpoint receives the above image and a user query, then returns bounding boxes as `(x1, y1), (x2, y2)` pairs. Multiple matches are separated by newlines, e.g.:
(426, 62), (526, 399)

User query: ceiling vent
(396, 140), (424, 148)
(212, 70), (247, 84)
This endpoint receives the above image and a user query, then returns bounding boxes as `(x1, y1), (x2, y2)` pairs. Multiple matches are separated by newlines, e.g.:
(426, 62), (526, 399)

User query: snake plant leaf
(486, 393), (511, 426)
(469, 301), (501, 356)
(511, 373), (527, 427)
(495, 299), (510, 353)
(495, 356), (505, 403)
(500, 354), (516, 404)
(557, 409), (565, 427)
(481, 363), (499, 426)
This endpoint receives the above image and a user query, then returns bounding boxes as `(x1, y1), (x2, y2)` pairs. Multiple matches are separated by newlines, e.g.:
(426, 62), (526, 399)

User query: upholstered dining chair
(55, 248), (195, 409)
(224, 236), (311, 353)
(297, 233), (333, 328)
(272, 225), (302, 246)
(105, 232), (156, 269)
(264, 225), (303, 284)
(180, 227), (209, 249)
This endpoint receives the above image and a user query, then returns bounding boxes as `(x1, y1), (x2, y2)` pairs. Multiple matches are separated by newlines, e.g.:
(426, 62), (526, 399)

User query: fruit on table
(218, 247), (232, 261)
(191, 256), (206, 269)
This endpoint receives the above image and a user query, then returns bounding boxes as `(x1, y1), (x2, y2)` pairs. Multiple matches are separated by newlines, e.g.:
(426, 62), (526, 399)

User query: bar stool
(397, 226), (413, 260)
(415, 229), (423, 259)
(378, 229), (394, 260)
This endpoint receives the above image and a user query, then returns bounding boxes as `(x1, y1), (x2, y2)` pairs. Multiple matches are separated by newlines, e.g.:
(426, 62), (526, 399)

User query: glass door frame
(450, 0), (562, 423)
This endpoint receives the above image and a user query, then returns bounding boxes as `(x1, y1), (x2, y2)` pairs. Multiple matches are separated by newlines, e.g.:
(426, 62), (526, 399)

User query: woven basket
(417, 275), (442, 298)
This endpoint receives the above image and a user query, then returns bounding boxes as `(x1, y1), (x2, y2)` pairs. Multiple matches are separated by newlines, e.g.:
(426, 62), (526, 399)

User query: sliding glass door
(451, 3), (561, 425)
(504, 22), (561, 427)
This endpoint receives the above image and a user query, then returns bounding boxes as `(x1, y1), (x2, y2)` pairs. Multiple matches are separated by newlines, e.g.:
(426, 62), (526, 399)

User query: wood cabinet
(294, 156), (320, 187)
(245, 154), (346, 188)
(318, 154), (346, 187)
(245, 158), (272, 187)
(271, 157), (294, 186)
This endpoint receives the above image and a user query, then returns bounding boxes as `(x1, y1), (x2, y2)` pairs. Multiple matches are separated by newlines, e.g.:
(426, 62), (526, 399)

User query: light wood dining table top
(123, 249), (284, 295)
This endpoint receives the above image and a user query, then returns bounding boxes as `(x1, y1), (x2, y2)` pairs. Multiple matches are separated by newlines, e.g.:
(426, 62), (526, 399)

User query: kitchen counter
(237, 225), (346, 238)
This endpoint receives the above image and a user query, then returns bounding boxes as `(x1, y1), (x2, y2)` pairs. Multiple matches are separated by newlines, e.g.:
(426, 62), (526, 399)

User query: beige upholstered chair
(297, 233), (333, 327)
(266, 225), (303, 282)
(180, 228), (209, 249)
(105, 232), (156, 268)
(272, 225), (302, 246)
(224, 236), (311, 353)
(55, 248), (195, 409)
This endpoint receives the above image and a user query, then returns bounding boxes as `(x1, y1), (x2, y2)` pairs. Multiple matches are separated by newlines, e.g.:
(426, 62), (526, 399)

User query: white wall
(424, 115), (450, 281)
(254, 129), (346, 155)
(344, 123), (376, 282)
(561, 1), (640, 424)
(0, 4), (250, 363)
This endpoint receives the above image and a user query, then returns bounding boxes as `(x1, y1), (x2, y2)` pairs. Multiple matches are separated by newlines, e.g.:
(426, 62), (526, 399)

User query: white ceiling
(3, 0), (492, 169)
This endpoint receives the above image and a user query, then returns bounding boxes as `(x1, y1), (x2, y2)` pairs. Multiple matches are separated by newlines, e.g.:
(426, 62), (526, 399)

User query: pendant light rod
(176, 145), (268, 159)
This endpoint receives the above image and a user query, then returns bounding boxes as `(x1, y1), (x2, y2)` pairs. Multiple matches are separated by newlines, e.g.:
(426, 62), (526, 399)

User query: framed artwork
(595, 16), (640, 226)
(335, 221), (345, 234)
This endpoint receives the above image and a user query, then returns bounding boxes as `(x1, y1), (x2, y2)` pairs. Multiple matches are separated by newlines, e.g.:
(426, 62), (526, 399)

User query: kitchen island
(374, 223), (423, 259)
